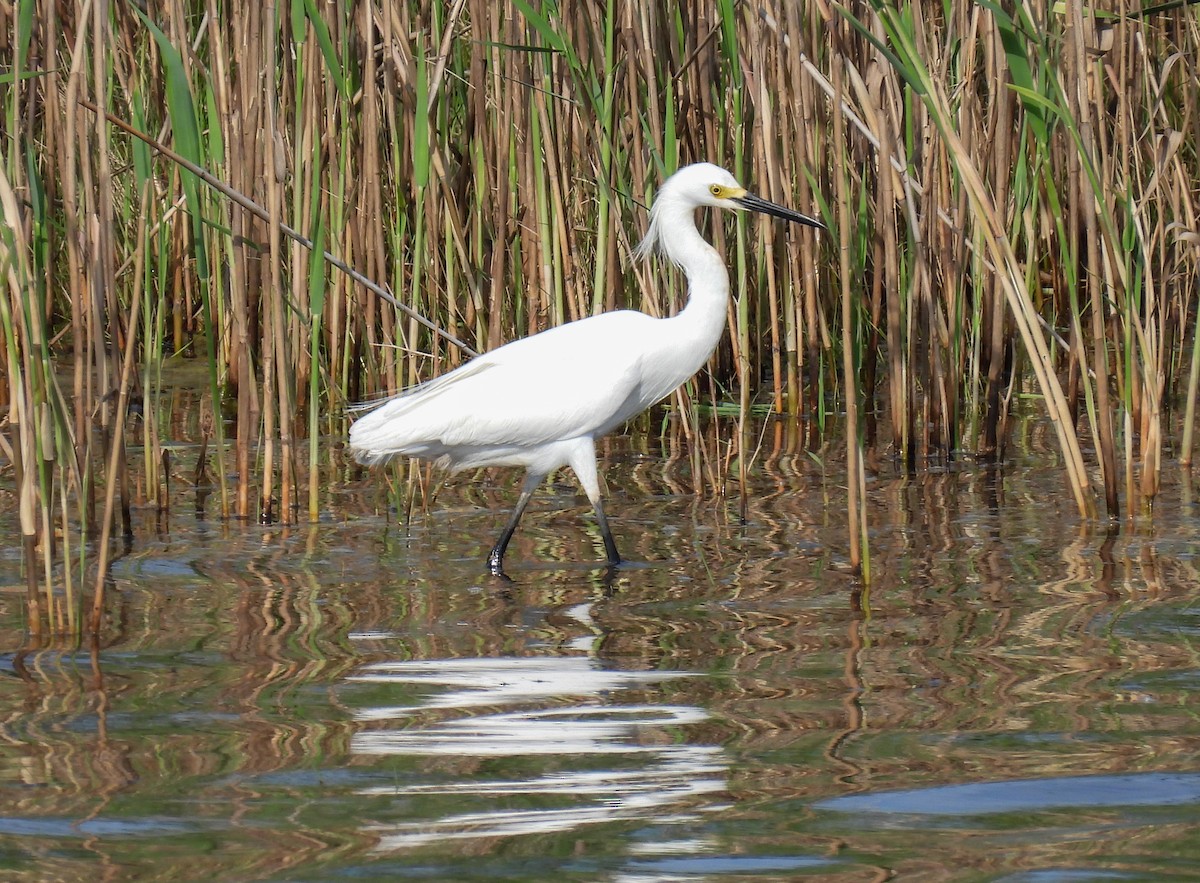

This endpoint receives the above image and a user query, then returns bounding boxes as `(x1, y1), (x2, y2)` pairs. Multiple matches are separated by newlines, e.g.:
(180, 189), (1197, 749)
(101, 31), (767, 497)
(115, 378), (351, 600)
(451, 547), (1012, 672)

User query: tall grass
(1, 0), (1198, 631)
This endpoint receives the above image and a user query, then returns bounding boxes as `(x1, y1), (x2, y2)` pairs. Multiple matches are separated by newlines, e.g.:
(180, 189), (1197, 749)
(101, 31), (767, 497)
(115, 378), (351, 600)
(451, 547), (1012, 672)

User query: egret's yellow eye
(709, 184), (724, 197)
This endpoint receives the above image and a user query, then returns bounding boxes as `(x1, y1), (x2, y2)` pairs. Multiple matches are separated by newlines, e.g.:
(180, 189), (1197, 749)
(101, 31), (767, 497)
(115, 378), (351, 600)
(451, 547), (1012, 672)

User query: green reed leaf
(301, 0), (348, 98)
(128, 1), (208, 281)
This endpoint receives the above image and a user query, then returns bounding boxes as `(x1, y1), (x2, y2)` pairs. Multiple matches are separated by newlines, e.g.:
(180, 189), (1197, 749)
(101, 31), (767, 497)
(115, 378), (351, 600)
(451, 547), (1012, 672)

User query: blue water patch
(622, 854), (837, 874)
(991, 870), (1138, 882)
(0, 815), (216, 838)
(1115, 668), (1200, 693)
(0, 652), (96, 675)
(815, 771), (1200, 816)
(111, 556), (202, 579)
(238, 767), (390, 789)
(1109, 606), (1200, 639)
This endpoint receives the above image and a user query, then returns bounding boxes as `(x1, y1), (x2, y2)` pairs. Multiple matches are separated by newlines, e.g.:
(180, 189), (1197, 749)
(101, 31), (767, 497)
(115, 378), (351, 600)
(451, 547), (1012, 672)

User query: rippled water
(2, 426), (1200, 880)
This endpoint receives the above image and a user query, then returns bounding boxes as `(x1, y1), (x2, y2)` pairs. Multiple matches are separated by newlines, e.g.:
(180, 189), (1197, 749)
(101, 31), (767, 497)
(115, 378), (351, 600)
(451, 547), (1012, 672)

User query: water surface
(2, 427), (1199, 880)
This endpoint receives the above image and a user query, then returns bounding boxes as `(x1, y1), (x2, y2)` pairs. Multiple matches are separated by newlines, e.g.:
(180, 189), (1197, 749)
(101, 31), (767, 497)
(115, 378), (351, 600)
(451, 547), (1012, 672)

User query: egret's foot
(486, 547), (507, 577)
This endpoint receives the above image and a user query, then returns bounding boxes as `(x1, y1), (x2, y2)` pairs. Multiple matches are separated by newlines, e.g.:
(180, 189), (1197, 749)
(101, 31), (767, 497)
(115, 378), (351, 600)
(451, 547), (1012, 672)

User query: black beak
(734, 192), (824, 230)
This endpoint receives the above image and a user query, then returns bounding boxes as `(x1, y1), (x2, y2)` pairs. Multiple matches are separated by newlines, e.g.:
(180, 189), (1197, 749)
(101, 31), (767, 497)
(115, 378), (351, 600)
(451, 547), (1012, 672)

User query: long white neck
(649, 203), (731, 375)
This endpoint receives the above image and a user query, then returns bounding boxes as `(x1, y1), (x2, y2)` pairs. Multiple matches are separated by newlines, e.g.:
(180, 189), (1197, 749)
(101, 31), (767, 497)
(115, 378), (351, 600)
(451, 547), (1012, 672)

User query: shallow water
(2, 427), (1200, 881)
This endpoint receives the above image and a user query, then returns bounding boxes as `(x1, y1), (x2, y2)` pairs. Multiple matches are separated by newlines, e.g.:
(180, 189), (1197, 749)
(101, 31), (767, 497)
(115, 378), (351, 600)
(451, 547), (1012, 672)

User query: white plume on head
(633, 197), (668, 262)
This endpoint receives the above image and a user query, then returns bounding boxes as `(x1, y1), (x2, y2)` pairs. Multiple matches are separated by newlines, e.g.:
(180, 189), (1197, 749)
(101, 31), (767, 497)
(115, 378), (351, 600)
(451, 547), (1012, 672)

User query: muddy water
(2, 425), (1200, 881)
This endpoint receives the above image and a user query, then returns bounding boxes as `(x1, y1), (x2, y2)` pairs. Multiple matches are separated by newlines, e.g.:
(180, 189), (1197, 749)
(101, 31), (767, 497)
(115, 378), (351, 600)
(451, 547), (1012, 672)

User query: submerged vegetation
(1, 1), (1198, 631)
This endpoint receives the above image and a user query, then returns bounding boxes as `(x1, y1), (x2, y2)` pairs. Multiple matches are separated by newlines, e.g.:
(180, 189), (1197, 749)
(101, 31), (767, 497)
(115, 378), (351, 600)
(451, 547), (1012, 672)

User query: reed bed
(1, 0), (1197, 632)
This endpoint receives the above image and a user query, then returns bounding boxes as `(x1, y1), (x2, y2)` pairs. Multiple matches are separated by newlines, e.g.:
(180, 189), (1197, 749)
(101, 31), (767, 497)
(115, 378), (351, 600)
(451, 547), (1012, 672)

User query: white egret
(349, 162), (823, 575)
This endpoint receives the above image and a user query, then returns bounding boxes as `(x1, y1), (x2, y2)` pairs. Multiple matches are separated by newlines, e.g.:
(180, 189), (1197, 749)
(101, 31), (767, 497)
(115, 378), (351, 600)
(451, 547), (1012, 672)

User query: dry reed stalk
(880, 98), (908, 469)
(982, 12), (1012, 464)
(263, 5), (291, 524)
(91, 179), (152, 628)
(1066, 3), (1120, 517)
(0, 164), (44, 634)
(828, 12), (864, 577)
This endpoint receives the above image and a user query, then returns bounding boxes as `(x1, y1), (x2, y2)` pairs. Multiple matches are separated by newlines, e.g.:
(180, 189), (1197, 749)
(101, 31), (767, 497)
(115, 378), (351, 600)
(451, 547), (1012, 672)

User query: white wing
(349, 312), (670, 466)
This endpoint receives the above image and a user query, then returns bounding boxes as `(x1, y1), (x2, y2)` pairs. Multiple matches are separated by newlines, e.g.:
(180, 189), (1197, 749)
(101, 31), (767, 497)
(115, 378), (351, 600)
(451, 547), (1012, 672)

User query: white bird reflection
(345, 607), (730, 853)
(349, 656), (693, 720)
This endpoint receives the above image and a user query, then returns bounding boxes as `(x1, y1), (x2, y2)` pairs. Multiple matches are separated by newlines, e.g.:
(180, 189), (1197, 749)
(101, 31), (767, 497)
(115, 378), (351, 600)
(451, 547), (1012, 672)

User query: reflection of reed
(0, 523), (392, 880)
(573, 435), (1200, 802)
(3, 414), (1200, 877)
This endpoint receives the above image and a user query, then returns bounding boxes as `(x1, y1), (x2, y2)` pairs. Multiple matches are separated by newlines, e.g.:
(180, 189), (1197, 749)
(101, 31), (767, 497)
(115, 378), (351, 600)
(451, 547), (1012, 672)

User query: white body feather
(350, 306), (718, 476)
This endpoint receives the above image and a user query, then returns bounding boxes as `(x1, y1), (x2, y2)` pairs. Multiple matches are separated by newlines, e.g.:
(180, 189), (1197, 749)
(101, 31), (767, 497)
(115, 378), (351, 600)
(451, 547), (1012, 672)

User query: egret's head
(634, 162), (823, 263)
(667, 162), (747, 209)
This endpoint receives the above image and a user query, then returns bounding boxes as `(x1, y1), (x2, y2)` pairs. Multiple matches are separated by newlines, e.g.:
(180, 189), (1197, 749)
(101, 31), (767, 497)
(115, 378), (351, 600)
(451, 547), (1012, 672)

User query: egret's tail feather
(348, 415), (410, 466)
(346, 395), (392, 415)
(348, 359), (497, 466)
(349, 444), (397, 467)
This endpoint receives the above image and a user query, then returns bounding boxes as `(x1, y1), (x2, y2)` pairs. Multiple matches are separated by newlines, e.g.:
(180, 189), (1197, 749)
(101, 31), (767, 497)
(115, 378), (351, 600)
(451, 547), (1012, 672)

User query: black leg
(487, 472), (542, 576)
(591, 495), (621, 567)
